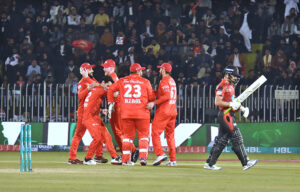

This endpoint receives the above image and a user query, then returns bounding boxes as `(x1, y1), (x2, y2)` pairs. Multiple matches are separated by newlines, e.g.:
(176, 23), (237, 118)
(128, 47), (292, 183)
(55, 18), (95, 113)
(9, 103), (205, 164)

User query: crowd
(0, 0), (300, 90)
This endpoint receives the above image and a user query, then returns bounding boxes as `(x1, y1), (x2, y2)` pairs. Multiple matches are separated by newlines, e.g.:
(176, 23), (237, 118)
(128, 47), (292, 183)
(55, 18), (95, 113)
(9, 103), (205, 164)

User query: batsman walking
(204, 65), (258, 170)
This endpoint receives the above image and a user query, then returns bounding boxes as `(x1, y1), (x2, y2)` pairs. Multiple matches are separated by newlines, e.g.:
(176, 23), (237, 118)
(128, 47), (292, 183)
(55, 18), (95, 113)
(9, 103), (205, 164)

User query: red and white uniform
(83, 86), (119, 159)
(151, 76), (177, 161)
(69, 76), (104, 160)
(108, 73), (155, 163)
(108, 72), (124, 151)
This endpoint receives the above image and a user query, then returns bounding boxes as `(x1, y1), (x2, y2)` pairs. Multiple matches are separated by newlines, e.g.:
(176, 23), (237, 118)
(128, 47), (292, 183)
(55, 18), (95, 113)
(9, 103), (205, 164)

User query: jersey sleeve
(215, 86), (224, 97)
(146, 80), (155, 102)
(77, 77), (95, 100)
(155, 80), (170, 105)
(107, 81), (120, 103)
(110, 73), (119, 82)
(77, 84), (89, 101)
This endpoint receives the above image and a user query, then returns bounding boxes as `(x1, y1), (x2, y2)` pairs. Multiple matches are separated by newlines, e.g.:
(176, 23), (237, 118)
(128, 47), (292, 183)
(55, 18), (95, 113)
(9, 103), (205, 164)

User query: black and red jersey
(215, 78), (235, 111)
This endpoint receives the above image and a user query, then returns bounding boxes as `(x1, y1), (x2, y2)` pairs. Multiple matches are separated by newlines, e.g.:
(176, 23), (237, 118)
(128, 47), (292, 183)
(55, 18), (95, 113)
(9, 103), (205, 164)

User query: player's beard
(88, 74), (93, 78)
(159, 71), (163, 78)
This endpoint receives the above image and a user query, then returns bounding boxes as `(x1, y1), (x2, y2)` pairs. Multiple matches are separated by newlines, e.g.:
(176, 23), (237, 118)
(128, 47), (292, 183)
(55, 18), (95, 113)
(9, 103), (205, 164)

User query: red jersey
(83, 86), (107, 118)
(77, 77), (97, 116)
(215, 78), (235, 111)
(107, 74), (155, 119)
(155, 76), (177, 116)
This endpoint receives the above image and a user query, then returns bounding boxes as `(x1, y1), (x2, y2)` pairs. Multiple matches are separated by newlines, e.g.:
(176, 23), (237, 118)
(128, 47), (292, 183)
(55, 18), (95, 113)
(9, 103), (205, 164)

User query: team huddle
(67, 59), (258, 170)
(68, 60), (177, 166)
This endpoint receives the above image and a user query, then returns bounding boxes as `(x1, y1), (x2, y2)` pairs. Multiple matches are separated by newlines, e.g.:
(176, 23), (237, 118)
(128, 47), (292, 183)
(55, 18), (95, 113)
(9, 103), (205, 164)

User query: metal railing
(0, 83), (299, 123)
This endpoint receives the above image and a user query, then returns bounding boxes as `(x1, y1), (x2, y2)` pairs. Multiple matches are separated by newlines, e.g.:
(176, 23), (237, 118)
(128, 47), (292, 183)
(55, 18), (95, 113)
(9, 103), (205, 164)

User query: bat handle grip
(224, 107), (232, 114)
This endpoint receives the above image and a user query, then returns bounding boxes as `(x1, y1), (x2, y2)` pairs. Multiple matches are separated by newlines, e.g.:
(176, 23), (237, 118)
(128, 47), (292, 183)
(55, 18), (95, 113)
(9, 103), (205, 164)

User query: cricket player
(68, 63), (107, 164)
(82, 76), (121, 165)
(107, 63), (155, 166)
(204, 65), (258, 170)
(101, 59), (139, 163)
(146, 63), (177, 166)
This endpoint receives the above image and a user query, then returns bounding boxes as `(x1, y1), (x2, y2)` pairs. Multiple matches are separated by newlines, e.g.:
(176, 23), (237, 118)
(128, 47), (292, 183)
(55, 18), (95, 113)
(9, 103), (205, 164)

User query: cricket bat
(224, 75), (267, 114)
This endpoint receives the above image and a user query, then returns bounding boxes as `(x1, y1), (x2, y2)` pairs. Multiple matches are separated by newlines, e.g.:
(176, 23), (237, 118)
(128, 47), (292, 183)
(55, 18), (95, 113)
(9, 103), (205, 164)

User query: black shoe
(94, 156), (108, 163)
(131, 150), (139, 163)
(68, 159), (83, 164)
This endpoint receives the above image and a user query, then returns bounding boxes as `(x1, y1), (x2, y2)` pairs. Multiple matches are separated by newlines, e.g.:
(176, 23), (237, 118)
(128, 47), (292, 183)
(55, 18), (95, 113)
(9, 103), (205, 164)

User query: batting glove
(229, 99), (241, 110)
(240, 106), (249, 118)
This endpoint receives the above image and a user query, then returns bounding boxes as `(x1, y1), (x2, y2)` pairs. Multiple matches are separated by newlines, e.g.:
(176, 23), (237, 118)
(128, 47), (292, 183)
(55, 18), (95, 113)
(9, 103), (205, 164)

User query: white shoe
(166, 161), (177, 166)
(111, 156), (122, 165)
(122, 161), (135, 166)
(243, 160), (258, 170)
(83, 159), (97, 165)
(204, 163), (222, 170)
(153, 154), (168, 166)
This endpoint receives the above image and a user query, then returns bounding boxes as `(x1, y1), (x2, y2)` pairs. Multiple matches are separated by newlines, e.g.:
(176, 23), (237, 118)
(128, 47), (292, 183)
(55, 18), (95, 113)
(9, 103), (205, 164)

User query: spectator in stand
(26, 60), (41, 78)
(23, 4), (36, 18)
(64, 72), (79, 86)
(276, 70), (293, 87)
(16, 75), (25, 88)
(49, 0), (62, 23)
(144, 39), (160, 57)
(49, 25), (64, 45)
(207, 41), (221, 63)
(5, 48), (20, 84)
(267, 20), (281, 39)
(281, 16), (295, 36)
(68, 7), (81, 26)
(124, 0), (137, 23)
(100, 28), (114, 49)
(272, 49), (287, 70)
(51, 6), (66, 26)
(284, 0), (299, 18)
(193, 40), (203, 56)
(65, 59), (79, 79)
(140, 19), (155, 47)
(125, 47), (137, 65)
(113, 0), (125, 23)
(195, 48), (212, 70)
(83, 8), (94, 25)
(202, 9), (216, 27)
(93, 7), (110, 34)
(262, 49), (273, 67)
(228, 47), (246, 74)
(115, 49), (126, 65)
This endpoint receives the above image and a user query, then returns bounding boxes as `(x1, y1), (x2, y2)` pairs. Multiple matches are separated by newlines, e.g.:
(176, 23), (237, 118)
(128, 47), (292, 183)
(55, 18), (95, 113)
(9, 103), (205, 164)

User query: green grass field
(0, 152), (300, 192)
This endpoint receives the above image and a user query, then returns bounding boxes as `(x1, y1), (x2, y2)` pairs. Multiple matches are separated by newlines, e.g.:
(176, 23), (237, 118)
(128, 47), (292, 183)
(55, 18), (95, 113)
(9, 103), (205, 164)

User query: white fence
(0, 83), (299, 123)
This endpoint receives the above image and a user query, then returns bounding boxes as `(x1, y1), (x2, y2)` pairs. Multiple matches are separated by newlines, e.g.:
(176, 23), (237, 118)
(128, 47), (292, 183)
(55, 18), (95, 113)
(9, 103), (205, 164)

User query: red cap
(157, 63), (172, 72)
(101, 59), (116, 68)
(80, 63), (95, 69)
(130, 63), (145, 72)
